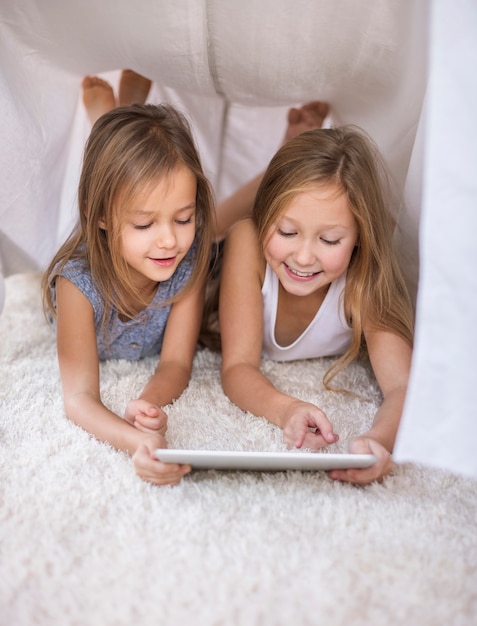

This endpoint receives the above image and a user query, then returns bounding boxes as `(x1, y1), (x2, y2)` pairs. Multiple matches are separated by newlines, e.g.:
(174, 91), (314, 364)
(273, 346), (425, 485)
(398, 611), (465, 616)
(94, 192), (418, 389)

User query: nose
(155, 223), (176, 249)
(293, 239), (317, 267)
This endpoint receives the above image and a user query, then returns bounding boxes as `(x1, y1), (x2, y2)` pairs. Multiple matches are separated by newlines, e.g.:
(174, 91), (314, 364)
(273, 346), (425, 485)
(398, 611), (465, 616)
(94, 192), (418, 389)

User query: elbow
(62, 390), (99, 427)
(220, 362), (239, 399)
(220, 364), (231, 394)
(382, 382), (408, 402)
(62, 397), (84, 428)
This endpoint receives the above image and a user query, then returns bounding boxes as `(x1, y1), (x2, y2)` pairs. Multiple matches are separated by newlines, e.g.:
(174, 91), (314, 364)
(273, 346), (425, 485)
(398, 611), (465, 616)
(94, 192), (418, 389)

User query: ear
(98, 218), (107, 230)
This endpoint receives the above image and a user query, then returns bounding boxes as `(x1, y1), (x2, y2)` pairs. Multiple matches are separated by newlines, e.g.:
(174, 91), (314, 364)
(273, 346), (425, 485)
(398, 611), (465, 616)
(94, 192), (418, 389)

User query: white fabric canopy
(393, 1), (477, 477)
(1, 0), (475, 478)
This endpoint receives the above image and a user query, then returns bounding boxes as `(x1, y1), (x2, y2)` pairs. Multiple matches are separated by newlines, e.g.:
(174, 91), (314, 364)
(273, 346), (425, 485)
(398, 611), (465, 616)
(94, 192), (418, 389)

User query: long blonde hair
(253, 126), (414, 389)
(42, 103), (215, 331)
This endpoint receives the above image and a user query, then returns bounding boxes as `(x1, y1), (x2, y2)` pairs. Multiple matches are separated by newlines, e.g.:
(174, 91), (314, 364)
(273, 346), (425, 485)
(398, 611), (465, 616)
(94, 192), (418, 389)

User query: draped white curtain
(393, 0), (477, 478)
(1, 0), (475, 478)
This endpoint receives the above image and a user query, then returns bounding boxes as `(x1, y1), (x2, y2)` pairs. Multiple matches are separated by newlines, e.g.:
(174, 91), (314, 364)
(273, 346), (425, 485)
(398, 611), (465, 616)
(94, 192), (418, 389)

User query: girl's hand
(327, 436), (393, 485)
(124, 399), (168, 436)
(283, 401), (339, 450)
(132, 435), (191, 486)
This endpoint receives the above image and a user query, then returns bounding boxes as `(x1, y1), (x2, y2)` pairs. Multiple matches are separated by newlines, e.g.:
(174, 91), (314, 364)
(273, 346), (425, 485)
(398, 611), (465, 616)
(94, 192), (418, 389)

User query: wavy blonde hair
(253, 126), (414, 389)
(42, 103), (215, 332)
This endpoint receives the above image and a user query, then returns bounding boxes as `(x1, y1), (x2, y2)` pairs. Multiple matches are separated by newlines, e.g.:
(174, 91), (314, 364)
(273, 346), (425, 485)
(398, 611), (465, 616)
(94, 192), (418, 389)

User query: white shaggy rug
(1, 273), (476, 626)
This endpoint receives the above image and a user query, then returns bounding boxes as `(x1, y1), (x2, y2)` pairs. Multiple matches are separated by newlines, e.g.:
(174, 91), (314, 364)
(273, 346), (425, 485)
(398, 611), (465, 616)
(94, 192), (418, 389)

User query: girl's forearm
(362, 386), (407, 452)
(221, 363), (296, 429)
(139, 361), (191, 408)
(64, 392), (145, 454)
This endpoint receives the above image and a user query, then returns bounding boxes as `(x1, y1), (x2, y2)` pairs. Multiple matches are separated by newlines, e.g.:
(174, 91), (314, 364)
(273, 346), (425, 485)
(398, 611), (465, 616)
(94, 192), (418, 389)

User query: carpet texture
(1, 273), (476, 626)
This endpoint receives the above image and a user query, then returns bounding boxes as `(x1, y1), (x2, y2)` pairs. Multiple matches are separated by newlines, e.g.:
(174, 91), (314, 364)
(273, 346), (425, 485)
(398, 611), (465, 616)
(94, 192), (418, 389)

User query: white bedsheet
(1, 0), (476, 478)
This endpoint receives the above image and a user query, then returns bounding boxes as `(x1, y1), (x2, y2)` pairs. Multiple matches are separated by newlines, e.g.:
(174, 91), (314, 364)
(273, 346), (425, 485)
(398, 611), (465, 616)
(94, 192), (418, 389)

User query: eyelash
(133, 216), (193, 230)
(278, 229), (296, 238)
(277, 229), (340, 245)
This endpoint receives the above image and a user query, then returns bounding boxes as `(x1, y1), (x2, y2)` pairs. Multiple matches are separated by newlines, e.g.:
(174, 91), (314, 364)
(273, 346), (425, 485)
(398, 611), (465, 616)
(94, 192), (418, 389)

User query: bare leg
(118, 70), (152, 106)
(215, 101), (329, 241)
(82, 76), (116, 126)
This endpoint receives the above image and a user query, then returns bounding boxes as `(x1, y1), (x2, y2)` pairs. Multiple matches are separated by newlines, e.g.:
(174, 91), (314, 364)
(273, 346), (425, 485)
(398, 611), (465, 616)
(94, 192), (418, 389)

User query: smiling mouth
(150, 256), (176, 267)
(285, 264), (320, 278)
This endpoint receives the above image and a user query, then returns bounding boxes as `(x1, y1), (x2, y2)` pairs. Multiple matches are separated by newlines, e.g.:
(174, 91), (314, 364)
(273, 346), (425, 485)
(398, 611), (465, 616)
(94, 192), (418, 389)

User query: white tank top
(261, 264), (353, 361)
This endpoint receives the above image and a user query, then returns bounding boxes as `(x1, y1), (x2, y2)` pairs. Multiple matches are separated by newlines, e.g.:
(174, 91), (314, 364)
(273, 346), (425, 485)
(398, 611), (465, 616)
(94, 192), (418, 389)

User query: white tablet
(154, 449), (377, 472)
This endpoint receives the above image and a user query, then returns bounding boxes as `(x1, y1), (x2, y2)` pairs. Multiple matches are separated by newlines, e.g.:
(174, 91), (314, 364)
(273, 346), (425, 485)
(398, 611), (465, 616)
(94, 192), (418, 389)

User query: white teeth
(288, 267), (316, 277)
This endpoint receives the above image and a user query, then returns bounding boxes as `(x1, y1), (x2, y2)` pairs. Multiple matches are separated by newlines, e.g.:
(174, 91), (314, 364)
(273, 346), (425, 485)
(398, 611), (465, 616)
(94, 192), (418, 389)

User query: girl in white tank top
(219, 121), (414, 486)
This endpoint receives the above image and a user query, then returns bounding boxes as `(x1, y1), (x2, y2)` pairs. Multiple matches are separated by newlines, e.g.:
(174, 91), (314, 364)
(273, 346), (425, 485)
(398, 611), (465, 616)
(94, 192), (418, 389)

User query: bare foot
(82, 76), (116, 126)
(283, 101), (329, 143)
(118, 70), (152, 106)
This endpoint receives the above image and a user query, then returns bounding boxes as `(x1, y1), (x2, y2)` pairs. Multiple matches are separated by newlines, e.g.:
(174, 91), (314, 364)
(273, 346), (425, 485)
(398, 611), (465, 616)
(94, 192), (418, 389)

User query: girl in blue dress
(43, 103), (214, 486)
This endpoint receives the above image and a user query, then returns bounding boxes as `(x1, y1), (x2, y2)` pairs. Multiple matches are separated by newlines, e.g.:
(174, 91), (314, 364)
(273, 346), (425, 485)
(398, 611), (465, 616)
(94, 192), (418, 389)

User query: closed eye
(321, 237), (341, 245)
(278, 228), (297, 238)
(176, 216), (194, 225)
(133, 223), (152, 230)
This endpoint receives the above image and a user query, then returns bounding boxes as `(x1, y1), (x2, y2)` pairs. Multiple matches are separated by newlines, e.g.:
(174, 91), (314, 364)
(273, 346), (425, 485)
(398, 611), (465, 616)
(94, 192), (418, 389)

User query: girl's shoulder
(225, 218), (265, 279)
(55, 256), (103, 319)
(58, 256), (93, 291)
(227, 218), (263, 258)
(58, 254), (88, 275)
(228, 216), (257, 241)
